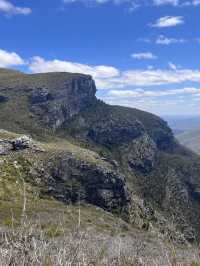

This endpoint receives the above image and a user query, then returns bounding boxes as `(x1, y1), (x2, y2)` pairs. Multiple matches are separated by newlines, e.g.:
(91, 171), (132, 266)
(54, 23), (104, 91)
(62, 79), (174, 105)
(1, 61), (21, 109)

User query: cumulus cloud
(120, 69), (200, 86)
(156, 35), (186, 45)
(192, 0), (200, 5)
(29, 56), (119, 88)
(28, 56), (200, 89)
(108, 87), (200, 98)
(151, 16), (184, 27)
(0, 0), (31, 15)
(168, 62), (178, 70)
(63, 0), (138, 6)
(62, 0), (200, 8)
(103, 85), (200, 115)
(29, 56), (119, 78)
(153, 0), (179, 6)
(0, 49), (24, 67)
(131, 52), (157, 60)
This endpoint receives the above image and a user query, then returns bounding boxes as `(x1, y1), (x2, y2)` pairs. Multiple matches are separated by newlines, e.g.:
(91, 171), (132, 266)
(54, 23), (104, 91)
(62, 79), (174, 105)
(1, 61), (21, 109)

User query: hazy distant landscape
(164, 116), (200, 134)
(164, 116), (200, 154)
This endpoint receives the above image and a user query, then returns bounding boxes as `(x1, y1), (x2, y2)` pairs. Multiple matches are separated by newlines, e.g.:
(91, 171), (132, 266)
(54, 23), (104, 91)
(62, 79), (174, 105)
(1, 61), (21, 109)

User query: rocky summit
(1, 68), (200, 245)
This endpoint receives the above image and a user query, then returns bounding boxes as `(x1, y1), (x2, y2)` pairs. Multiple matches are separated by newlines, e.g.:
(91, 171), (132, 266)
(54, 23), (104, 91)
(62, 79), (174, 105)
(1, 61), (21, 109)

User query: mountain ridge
(0, 68), (200, 244)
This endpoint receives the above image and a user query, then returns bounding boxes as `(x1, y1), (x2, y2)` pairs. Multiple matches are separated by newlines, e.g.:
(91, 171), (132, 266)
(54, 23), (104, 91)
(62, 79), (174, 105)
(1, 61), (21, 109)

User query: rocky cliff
(0, 68), (200, 243)
(0, 70), (96, 133)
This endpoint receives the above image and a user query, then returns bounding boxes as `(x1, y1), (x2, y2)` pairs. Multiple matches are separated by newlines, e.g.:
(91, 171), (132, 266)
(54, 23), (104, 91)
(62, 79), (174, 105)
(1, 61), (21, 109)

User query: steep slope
(0, 68), (200, 243)
(0, 69), (96, 135)
(177, 129), (200, 155)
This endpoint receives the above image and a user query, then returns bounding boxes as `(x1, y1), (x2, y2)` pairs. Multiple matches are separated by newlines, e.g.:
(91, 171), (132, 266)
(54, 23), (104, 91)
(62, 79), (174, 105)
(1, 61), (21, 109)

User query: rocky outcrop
(126, 134), (157, 173)
(0, 135), (43, 155)
(0, 140), (12, 155)
(40, 153), (130, 212)
(88, 119), (144, 147)
(29, 75), (97, 130)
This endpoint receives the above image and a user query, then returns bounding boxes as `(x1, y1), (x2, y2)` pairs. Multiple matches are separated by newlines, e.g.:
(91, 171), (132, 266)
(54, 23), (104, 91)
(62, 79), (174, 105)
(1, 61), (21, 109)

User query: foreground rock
(0, 135), (44, 155)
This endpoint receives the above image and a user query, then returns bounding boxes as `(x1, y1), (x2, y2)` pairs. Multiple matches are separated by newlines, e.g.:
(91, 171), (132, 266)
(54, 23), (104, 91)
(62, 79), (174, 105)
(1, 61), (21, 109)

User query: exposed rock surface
(29, 76), (96, 130)
(0, 139), (12, 155)
(126, 134), (157, 173)
(42, 153), (130, 212)
(0, 135), (43, 154)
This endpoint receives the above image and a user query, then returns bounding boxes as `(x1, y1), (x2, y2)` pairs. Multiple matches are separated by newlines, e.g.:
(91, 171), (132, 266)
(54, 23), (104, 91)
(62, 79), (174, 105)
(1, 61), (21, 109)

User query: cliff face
(0, 71), (96, 133)
(29, 75), (96, 130)
(0, 68), (200, 243)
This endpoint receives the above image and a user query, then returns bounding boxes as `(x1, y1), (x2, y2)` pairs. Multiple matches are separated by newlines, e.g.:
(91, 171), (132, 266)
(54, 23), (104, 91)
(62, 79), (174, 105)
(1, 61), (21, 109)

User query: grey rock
(0, 135), (44, 155)
(0, 139), (12, 155)
(38, 154), (130, 213)
(12, 135), (33, 150)
(127, 134), (157, 173)
(87, 119), (144, 147)
(30, 76), (96, 130)
(29, 88), (54, 104)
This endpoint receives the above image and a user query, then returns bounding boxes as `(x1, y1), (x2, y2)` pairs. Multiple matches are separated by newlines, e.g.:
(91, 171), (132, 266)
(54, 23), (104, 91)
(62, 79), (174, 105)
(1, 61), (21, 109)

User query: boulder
(0, 139), (12, 155)
(0, 135), (44, 155)
(12, 135), (33, 150)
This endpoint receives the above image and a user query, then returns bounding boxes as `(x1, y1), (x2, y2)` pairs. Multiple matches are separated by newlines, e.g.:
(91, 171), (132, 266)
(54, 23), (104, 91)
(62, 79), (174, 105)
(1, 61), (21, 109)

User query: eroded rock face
(87, 119), (144, 147)
(0, 140), (12, 155)
(40, 154), (130, 212)
(127, 134), (157, 173)
(29, 88), (54, 104)
(29, 76), (97, 130)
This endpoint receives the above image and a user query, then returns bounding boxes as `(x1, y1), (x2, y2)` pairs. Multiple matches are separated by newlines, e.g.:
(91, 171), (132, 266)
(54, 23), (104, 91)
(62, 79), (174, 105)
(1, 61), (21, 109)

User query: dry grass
(0, 175), (199, 266)
(0, 209), (200, 266)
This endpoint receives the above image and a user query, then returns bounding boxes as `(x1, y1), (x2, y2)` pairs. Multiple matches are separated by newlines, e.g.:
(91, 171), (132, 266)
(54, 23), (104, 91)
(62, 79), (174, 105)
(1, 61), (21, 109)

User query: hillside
(177, 129), (200, 155)
(1, 68), (200, 264)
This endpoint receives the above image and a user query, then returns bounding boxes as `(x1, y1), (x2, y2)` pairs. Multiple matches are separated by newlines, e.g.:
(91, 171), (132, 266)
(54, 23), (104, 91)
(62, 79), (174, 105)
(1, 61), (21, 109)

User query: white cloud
(28, 56), (200, 89)
(63, 0), (138, 6)
(108, 87), (200, 98)
(120, 69), (200, 86)
(0, 49), (24, 67)
(156, 35), (186, 45)
(131, 52), (157, 60)
(168, 62), (178, 70)
(153, 0), (179, 6)
(0, 0), (31, 15)
(62, 0), (200, 9)
(29, 56), (119, 88)
(103, 86), (200, 115)
(151, 16), (184, 28)
(192, 0), (200, 5)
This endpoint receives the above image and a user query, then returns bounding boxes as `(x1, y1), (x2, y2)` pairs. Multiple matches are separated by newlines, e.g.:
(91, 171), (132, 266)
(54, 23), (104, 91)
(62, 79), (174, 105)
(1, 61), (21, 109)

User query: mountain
(177, 129), (200, 155)
(1, 68), (200, 249)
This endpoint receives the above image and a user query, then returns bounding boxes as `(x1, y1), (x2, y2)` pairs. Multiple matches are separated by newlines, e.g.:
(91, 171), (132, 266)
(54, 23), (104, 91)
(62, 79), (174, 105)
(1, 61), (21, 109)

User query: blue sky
(1, 0), (200, 116)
